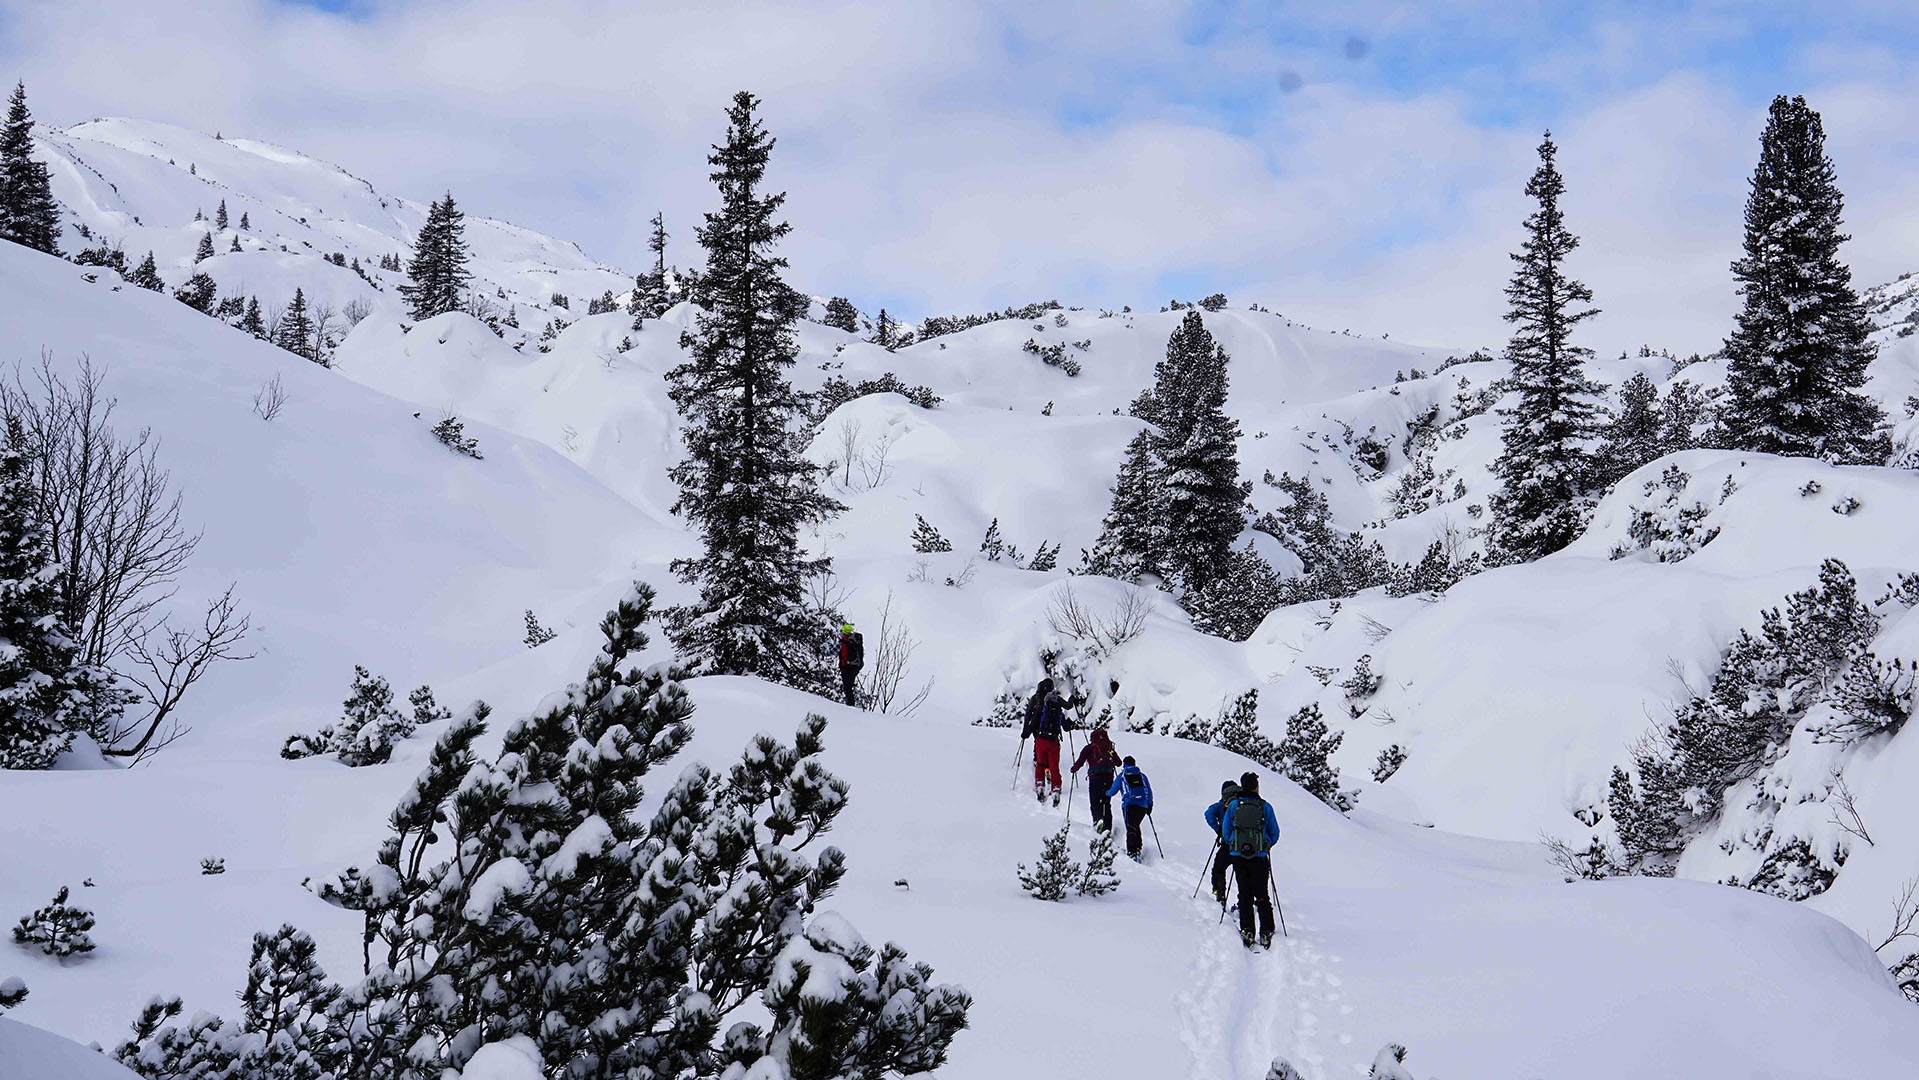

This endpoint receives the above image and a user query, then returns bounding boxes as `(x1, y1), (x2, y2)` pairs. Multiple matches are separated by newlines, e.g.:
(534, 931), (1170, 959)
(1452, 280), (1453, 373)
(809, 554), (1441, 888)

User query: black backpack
(842, 632), (864, 667)
(1224, 798), (1272, 857)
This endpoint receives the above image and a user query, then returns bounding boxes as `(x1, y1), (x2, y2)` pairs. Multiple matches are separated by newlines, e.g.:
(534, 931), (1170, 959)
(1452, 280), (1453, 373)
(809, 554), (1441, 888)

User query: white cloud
(2, 0), (1915, 358)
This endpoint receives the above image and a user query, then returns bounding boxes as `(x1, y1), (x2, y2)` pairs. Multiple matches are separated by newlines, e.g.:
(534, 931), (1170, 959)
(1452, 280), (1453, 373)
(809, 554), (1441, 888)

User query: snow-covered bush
(280, 666), (449, 766)
(0, 975), (24, 1011)
(521, 608), (557, 648)
(1189, 545), (1285, 642)
(1610, 558), (1881, 875)
(1369, 1042), (1418, 1079)
(1543, 834), (1622, 881)
(1372, 743), (1406, 783)
(430, 414), (483, 459)
(910, 514), (952, 553)
(811, 372), (941, 422)
(1276, 703), (1356, 812)
(1017, 825), (1078, 901)
(199, 857), (225, 876)
(1611, 465), (1727, 563)
(1341, 655), (1381, 701)
(12, 885), (95, 957)
(121, 582), (969, 1080)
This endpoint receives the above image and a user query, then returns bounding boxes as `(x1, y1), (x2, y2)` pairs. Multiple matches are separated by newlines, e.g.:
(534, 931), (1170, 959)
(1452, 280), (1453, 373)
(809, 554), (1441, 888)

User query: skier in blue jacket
(1220, 771), (1281, 948)
(1108, 756), (1154, 860)
(1202, 779), (1242, 906)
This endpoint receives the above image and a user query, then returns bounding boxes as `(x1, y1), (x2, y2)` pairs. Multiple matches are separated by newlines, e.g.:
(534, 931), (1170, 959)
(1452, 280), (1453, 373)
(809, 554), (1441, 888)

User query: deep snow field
(4, 119), (1919, 1078)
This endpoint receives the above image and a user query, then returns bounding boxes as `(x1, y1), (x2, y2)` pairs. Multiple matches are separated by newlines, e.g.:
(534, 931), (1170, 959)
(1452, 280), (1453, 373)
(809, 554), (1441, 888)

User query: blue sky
(6, 0), (1919, 354)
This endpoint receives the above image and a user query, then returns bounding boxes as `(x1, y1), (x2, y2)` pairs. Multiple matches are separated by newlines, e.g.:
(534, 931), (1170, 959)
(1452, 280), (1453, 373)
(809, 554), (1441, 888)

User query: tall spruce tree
(0, 417), (81, 769)
(650, 209), (668, 276)
(1086, 312), (1245, 590)
(1721, 95), (1884, 463)
(1151, 311), (1245, 592)
(214, 199), (228, 230)
(0, 83), (61, 255)
(127, 250), (164, 291)
(193, 231), (215, 264)
(399, 193), (470, 321)
(276, 288), (315, 362)
(664, 92), (843, 692)
(1489, 133), (1605, 562)
(1083, 429), (1163, 580)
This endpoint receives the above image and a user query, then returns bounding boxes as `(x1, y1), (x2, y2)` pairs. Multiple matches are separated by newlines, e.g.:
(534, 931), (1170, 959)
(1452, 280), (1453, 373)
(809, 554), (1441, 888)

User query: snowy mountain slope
(0, 1016), (143, 1079)
(0, 240), (673, 746)
(40, 118), (633, 337)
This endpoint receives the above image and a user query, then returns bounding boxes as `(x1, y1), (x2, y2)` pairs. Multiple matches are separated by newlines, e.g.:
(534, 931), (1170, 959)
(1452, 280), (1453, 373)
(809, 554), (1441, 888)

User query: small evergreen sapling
(200, 857), (225, 876)
(1078, 829), (1121, 896)
(430, 414), (483, 459)
(1372, 744), (1406, 783)
(173, 271), (217, 314)
(13, 886), (95, 957)
(979, 517), (1005, 561)
(910, 514), (952, 553)
(522, 608), (557, 647)
(193, 231), (215, 264)
(822, 295), (859, 333)
(1369, 1043), (1417, 1080)
(1017, 825), (1078, 901)
(1266, 1060), (1307, 1080)
(127, 251), (165, 291)
(1341, 655), (1381, 701)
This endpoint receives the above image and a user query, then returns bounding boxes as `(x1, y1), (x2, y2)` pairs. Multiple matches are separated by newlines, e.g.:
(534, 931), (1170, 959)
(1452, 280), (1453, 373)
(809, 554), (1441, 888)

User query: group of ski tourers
(1018, 677), (1284, 950)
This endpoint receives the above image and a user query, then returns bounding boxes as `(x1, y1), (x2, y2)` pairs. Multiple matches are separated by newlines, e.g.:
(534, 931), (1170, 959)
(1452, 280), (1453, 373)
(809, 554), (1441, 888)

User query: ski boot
(1259, 931), (1275, 950)
(1240, 929), (1257, 951)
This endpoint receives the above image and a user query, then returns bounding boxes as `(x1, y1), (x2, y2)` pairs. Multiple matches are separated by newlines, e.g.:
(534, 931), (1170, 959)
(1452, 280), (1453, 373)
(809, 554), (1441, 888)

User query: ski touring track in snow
(1022, 784), (1356, 1080)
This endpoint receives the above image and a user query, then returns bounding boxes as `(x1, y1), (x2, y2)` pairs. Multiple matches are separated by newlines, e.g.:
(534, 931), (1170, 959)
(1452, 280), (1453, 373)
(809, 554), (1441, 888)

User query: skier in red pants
(1020, 678), (1074, 805)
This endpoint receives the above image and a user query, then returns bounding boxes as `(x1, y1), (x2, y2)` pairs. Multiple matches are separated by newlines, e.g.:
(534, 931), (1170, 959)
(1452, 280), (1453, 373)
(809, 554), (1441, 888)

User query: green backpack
(1225, 798), (1271, 857)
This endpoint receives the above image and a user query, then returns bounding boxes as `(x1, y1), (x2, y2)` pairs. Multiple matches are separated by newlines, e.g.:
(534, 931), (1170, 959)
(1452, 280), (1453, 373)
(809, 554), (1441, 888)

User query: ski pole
(1063, 766), (1078, 830)
(1146, 809), (1164, 858)
(1010, 736), (1026, 792)
(1268, 863), (1288, 939)
(1191, 836), (1220, 899)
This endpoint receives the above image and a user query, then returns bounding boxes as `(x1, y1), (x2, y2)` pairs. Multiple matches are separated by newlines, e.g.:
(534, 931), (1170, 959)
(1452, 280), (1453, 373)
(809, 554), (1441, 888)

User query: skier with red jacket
(1071, 727), (1122, 831)
(836, 624), (863, 706)
(1020, 678), (1075, 805)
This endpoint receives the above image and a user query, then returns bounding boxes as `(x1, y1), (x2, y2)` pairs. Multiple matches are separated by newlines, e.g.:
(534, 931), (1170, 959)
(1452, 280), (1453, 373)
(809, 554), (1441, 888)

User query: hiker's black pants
(839, 665), (859, 706)
(1087, 770), (1114, 831)
(1233, 857), (1274, 939)
(1211, 845), (1234, 901)
(1122, 804), (1147, 858)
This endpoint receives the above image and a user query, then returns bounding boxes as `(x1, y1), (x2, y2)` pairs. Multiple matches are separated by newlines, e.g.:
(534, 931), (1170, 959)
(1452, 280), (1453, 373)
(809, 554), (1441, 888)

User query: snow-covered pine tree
(979, 517), (1004, 561)
(522, 608), (557, 647)
(173, 271), (217, 314)
(12, 885), (94, 956)
(306, 582), (964, 1078)
(0, 417), (84, 769)
(628, 211), (673, 324)
(239, 295), (265, 338)
(239, 211), (250, 230)
(275, 288), (315, 361)
(1369, 1043), (1417, 1080)
(236, 924), (340, 1080)
(1017, 824), (1079, 901)
(1082, 429), (1163, 581)
(665, 93), (844, 694)
(0, 83), (62, 255)
(1278, 703), (1354, 811)
(1029, 541), (1060, 572)
(910, 513), (952, 553)
(214, 200), (228, 230)
(1151, 311), (1246, 593)
(430, 414), (482, 458)
(1207, 689), (1282, 766)
(329, 665), (412, 767)
(1721, 95), (1884, 463)
(193, 231), (215, 264)
(1372, 743), (1406, 782)
(127, 250), (165, 291)
(1266, 1060), (1308, 1080)
(1599, 372), (1665, 485)
(228, 235), (241, 253)
(1189, 544), (1284, 641)
(650, 208), (668, 276)
(1489, 133), (1605, 563)
(399, 192), (471, 321)
(822, 295), (859, 332)
(873, 307), (895, 350)
(1078, 829), (1121, 896)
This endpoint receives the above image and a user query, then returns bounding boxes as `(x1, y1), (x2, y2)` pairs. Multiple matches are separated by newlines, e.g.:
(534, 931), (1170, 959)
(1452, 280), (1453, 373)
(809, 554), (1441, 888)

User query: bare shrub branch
(252, 374), (287, 421)
(1877, 877), (1919, 954)
(112, 588), (254, 764)
(1828, 774), (1873, 847)
(860, 590), (932, 716)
